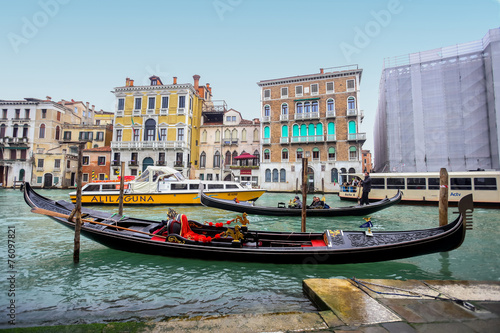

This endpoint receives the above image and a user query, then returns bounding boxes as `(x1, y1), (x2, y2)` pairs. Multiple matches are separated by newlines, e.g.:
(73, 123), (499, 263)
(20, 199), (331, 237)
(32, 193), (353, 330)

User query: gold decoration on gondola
(234, 213), (249, 226)
(222, 225), (244, 242)
(167, 235), (185, 244)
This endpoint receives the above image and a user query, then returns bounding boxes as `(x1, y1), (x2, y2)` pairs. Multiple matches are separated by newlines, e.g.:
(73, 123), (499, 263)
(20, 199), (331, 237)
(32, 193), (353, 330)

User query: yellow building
(111, 75), (210, 179)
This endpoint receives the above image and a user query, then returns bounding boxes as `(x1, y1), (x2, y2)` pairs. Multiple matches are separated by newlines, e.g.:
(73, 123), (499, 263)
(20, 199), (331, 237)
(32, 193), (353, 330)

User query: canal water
(1, 188), (499, 328)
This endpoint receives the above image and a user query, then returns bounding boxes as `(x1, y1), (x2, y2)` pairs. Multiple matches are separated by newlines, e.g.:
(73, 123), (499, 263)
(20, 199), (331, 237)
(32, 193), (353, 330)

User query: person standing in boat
(359, 172), (372, 205)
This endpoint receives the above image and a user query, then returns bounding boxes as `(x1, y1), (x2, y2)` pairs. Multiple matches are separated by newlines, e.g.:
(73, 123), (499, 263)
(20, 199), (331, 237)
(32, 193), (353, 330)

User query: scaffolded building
(374, 28), (500, 172)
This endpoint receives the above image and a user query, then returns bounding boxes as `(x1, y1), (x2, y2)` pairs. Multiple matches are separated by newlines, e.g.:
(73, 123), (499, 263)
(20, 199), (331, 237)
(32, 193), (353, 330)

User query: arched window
(328, 122), (335, 141)
(263, 126), (270, 139)
(253, 128), (258, 141)
(348, 121), (356, 140)
(12, 125), (18, 138)
(331, 168), (339, 184)
(280, 168), (286, 182)
(292, 124), (299, 138)
(265, 169), (271, 182)
(55, 126), (60, 140)
(349, 167), (356, 174)
(241, 129), (247, 142)
(224, 129), (231, 141)
(281, 125), (288, 137)
(272, 169), (279, 182)
(232, 129), (238, 141)
(39, 124), (45, 138)
(22, 125), (29, 138)
(300, 124), (307, 137)
(214, 151), (221, 168)
(282, 148), (288, 161)
(348, 96), (356, 110)
(200, 152), (206, 168)
(328, 147), (336, 160)
(0, 124), (6, 138)
(296, 102), (303, 114)
(312, 101), (318, 113)
(296, 148), (303, 159)
(225, 151), (231, 166)
(312, 147), (320, 160)
(349, 146), (357, 160)
(308, 123), (315, 136)
(201, 130), (207, 143)
(316, 123), (323, 136)
(264, 149), (270, 160)
(264, 105), (270, 117)
(232, 151), (238, 165)
(253, 150), (260, 165)
(281, 103), (288, 115)
(215, 129), (220, 142)
(304, 102), (311, 113)
(327, 99), (335, 113)
(144, 119), (156, 141)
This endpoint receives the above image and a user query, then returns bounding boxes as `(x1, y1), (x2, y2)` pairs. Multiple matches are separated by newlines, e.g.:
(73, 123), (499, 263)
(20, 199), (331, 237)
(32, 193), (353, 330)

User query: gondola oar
(31, 207), (167, 239)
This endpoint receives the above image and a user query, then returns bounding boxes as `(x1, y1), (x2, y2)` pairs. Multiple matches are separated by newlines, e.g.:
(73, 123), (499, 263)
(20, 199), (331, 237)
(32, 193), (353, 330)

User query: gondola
(23, 183), (473, 265)
(200, 191), (403, 217)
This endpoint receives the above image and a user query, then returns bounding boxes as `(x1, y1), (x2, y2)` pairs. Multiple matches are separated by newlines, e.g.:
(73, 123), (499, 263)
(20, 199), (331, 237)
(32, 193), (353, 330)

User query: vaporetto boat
(339, 170), (500, 206)
(69, 166), (266, 205)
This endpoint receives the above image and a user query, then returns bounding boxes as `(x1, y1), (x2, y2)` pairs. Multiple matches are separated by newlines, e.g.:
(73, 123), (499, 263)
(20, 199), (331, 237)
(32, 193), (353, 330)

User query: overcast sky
(1, 0), (499, 153)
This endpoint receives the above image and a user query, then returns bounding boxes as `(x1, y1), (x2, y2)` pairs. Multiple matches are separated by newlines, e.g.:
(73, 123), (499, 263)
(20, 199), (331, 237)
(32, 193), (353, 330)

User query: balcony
(0, 118), (8, 123)
(202, 100), (227, 113)
(111, 141), (187, 150)
(347, 108), (358, 116)
(326, 134), (336, 142)
(290, 135), (324, 143)
(222, 138), (238, 146)
(280, 114), (289, 121)
(177, 108), (185, 115)
(156, 160), (166, 166)
(111, 160), (121, 167)
(294, 112), (319, 120)
(280, 137), (289, 144)
(174, 162), (185, 168)
(326, 110), (336, 118)
(348, 133), (367, 142)
(128, 161), (138, 167)
(262, 116), (270, 123)
(11, 118), (30, 124)
(262, 138), (271, 145)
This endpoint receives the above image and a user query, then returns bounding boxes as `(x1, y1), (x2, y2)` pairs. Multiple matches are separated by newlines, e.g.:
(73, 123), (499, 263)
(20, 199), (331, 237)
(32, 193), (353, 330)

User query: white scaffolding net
(375, 28), (500, 172)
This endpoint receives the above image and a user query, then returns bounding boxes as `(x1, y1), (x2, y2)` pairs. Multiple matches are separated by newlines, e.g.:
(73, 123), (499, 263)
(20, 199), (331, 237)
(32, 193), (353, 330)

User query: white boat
(69, 166), (266, 205)
(339, 170), (500, 206)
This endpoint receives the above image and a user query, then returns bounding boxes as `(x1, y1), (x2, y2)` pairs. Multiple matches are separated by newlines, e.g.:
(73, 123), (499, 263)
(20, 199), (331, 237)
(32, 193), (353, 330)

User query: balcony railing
(111, 160), (121, 166)
(262, 116), (270, 123)
(202, 100), (227, 113)
(111, 141), (187, 149)
(174, 162), (185, 168)
(280, 137), (289, 144)
(348, 133), (367, 141)
(294, 112), (319, 120)
(280, 114), (289, 121)
(156, 160), (166, 166)
(222, 138), (238, 145)
(11, 118), (30, 124)
(326, 134), (336, 142)
(347, 108), (358, 116)
(262, 138), (271, 145)
(128, 161), (138, 167)
(290, 135), (323, 143)
(326, 110), (336, 118)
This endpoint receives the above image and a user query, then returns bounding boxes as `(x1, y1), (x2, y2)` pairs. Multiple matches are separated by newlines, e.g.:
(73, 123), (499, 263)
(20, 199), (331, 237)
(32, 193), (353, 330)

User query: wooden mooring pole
(118, 162), (125, 216)
(73, 142), (85, 264)
(301, 158), (308, 232)
(439, 168), (449, 226)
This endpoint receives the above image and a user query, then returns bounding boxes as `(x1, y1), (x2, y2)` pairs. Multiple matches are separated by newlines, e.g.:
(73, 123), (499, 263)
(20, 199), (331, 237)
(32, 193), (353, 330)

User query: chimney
(126, 78), (130, 86)
(46, 96), (51, 101)
(173, 76), (177, 84)
(193, 74), (200, 89)
(91, 105), (95, 111)
(130, 79), (134, 86)
(320, 68), (324, 74)
(61, 100), (66, 106)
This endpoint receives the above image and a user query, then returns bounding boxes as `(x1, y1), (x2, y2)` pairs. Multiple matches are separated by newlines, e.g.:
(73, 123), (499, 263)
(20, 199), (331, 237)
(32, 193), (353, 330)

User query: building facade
(374, 28), (500, 172)
(197, 104), (261, 185)
(257, 66), (365, 192)
(111, 75), (210, 179)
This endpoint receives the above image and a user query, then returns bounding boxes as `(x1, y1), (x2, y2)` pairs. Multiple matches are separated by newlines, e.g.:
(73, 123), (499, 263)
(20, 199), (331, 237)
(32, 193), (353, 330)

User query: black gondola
(200, 191), (403, 216)
(23, 183), (473, 265)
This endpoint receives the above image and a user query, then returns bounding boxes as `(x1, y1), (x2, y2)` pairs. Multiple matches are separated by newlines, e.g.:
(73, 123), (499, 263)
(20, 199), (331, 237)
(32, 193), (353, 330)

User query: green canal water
(1, 188), (499, 328)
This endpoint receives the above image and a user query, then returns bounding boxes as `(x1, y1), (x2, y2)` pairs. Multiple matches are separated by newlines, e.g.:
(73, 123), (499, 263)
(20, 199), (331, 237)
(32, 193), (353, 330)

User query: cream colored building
(197, 104), (261, 186)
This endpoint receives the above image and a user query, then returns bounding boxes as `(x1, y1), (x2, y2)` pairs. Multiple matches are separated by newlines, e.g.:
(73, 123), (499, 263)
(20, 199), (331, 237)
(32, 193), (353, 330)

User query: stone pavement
(150, 279), (500, 332)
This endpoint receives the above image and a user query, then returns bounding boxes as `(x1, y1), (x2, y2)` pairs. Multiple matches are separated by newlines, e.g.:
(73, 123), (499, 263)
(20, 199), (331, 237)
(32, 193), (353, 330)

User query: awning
(3, 146), (28, 149)
(234, 152), (257, 160)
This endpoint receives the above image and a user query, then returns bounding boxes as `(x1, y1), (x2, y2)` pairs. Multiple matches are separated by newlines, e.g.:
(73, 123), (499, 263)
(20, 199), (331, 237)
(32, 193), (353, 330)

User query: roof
(84, 146), (112, 152)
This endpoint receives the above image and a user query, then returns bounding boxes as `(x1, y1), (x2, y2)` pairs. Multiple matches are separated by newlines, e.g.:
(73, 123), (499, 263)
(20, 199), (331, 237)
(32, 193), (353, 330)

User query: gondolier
(360, 172), (372, 206)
